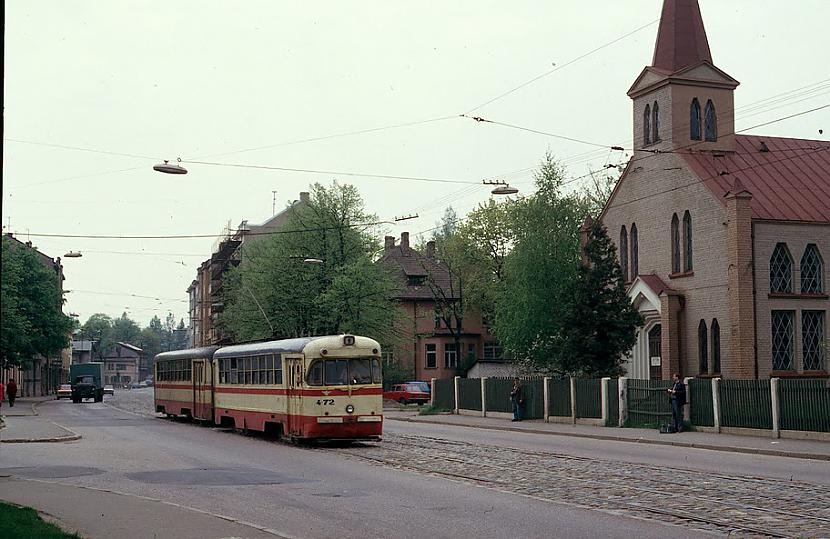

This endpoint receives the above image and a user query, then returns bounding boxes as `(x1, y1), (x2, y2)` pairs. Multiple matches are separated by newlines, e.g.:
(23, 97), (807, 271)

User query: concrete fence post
(712, 377), (721, 433)
(481, 377), (488, 417)
(454, 376), (460, 415)
(543, 377), (550, 423)
(430, 378), (436, 407)
(569, 377), (577, 425)
(770, 377), (781, 439)
(601, 377), (610, 426)
(618, 377), (628, 427)
(683, 377), (693, 424)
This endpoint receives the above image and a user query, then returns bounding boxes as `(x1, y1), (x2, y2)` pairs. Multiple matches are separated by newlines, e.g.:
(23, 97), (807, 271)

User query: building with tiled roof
(599, 0), (829, 380)
(379, 232), (500, 381)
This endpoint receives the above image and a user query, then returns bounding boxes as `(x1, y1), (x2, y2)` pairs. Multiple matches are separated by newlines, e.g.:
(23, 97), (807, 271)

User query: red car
(384, 382), (431, 405)
(56, 384), (72, 399)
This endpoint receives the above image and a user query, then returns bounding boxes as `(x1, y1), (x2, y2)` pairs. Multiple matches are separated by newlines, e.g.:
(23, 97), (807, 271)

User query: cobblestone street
(108, 389), (830, 537)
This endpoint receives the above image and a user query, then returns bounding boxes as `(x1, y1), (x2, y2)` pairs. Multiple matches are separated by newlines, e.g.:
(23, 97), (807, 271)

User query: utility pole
(272, 191), (278, 216)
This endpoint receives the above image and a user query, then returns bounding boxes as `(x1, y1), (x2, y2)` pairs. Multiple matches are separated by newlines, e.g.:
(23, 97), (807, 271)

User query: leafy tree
(81, 313), (114, 360)
(111, 312), (141, 345)
(220, 181), (401, 344)
(0, 237), (73, 368)
(556, 220), (643, 376)
(578, 163), (623, 216)
(492, 154), (586, 372)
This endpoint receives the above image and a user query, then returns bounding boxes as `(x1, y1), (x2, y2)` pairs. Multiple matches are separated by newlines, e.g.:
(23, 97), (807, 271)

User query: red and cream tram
(153, 335), (383, 440)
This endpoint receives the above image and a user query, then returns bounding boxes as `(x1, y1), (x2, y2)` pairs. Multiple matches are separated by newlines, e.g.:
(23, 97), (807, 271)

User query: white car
(103, 385), (114, 396)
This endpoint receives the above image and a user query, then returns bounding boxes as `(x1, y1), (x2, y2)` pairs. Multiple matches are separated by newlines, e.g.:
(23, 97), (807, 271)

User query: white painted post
(712, 377), (721, 433)
(430, 377), (436, 407)
(570, 377), (577, 425)
(453, 376), (460, 414)
(601, 377), (610, 426)
(683, 377), (693, 424)
(770, 377), (781, 439)
(618, 377), (628, 427)
(480, 377), (488, 417)
(543, 377), (551, 423)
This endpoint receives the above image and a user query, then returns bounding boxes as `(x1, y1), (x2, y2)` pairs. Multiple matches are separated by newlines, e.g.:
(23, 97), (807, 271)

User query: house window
(801, 244), (824, 294)
(643, 104), (651, 145)
(483, 341), (504, 360)
(444, 343), (458, 369)
(704, 100), (718, 142)
(698, 320), (708, 374)
(770, 243), (793, 293)
(425, 344), (437, 369)
(467, 343), (476, 361)
(408, 275), (426, 287)
(803, 311), (826, 372)
(671, 214), (680, 273)
(711, 319), (721, 374)
(381, 349), (394, 365)
(620, 226), (629, 280)
(771, 311), (795, 371)
(652, 102), (660, 142)
(683, 211), (693, 272)
(630, 223), (639, 280)
(690, 98), (702, 141)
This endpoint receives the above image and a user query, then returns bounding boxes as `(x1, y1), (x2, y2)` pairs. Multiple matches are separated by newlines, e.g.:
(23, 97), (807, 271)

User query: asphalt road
(1, 391), (825, 538)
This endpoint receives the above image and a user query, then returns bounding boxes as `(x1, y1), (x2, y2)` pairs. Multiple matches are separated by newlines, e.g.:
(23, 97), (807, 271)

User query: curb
(388, 416), (830, 462)
(0, 400), (83, 444)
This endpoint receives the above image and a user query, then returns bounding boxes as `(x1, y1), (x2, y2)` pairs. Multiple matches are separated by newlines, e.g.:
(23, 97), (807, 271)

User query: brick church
(600, 0), (829, 380)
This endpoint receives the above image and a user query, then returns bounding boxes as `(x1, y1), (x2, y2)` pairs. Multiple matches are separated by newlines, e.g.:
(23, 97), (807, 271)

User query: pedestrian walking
(510, 378), (524, 422)
(0, 381), (4, 410)
(7, 379), (18, 407)
(667, 373), (686, 433)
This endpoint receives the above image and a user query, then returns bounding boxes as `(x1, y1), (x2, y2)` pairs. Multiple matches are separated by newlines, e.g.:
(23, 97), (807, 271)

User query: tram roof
(214, 337), (324, 358)
(154, 346), (220, 362)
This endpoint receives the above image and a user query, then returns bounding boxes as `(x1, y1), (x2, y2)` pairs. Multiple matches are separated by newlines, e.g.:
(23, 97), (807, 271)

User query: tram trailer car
(154, 335), (383, 441)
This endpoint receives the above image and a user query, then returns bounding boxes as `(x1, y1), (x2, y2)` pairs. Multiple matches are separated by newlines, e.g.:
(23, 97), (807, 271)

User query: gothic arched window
(704, 99), (718, 142)
(770, 243), (793, 293)
(683, 211), (693, 272)
(698, 320), (708, 374)
(620, 226), (629, 281)
(801, 244), (824, 294)
(643, 104), (651, 145)
(711, 319), (721, 374)
(690, 98), (702, 141)
(671, 214), (680, 274)
(652, 102), (660, 142)
(630, 224), (639, 280)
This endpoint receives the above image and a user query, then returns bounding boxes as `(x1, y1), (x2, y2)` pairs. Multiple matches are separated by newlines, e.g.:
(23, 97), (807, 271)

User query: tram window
(306, 361), (323, 385)
(350, 359), (372, 384)
(371, 359), (382, 384)
(325, 359), (349, 385)
(274, 355), (283, 385)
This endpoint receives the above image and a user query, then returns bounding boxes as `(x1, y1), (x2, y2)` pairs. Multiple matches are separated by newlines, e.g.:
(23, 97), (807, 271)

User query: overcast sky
(4, 0), (829, 326)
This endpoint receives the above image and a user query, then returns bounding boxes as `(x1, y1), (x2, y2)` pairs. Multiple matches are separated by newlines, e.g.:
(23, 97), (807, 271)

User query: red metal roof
(637, 274), (675, 297)
(652, 0), (712, 73)
(682, 135), (830, 223)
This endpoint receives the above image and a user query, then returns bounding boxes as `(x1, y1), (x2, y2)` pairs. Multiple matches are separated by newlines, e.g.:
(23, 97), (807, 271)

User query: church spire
(652, 0), (713, 73)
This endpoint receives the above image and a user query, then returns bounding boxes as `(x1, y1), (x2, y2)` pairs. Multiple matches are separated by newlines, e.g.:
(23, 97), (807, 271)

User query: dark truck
(69, 363), (104, 403)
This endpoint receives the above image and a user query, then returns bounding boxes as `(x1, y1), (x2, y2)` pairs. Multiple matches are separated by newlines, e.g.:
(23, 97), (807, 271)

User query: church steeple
(652, 0), (712, 73)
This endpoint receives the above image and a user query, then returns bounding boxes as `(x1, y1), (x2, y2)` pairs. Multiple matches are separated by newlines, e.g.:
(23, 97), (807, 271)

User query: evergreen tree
(556, 220), (643, 377)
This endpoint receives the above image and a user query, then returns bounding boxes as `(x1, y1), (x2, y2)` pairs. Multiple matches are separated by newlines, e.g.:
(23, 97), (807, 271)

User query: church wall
(754, 221), (830, 378)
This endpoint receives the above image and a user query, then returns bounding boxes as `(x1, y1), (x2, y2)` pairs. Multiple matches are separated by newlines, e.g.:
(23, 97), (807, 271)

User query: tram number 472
(316, 399), (335, 406)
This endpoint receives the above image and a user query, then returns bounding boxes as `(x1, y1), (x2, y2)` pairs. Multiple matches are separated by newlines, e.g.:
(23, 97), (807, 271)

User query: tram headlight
(345, 404), (355, 414)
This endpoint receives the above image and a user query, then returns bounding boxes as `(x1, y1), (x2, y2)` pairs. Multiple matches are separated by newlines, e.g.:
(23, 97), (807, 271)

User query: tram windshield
(307, 357), (381, 386)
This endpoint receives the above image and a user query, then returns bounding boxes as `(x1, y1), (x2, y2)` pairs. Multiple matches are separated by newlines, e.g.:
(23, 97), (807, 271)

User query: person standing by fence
(7, 379), (18, 407)
(510, 378), (524, 422)
(667, 373), (686, 433)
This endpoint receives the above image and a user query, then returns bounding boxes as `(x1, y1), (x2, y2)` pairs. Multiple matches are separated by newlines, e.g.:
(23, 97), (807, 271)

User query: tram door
(285, 356), (305, 437)
(192, 359), (213, 421)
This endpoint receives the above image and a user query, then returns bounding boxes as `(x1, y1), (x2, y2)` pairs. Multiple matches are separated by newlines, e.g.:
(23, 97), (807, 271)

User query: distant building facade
(103, 342), (145, 386)
(598, 0), (829, 380)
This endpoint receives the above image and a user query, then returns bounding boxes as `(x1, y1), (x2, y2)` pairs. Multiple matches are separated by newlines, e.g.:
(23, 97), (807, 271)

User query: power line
(4, 138), (161, 160)
(461, 115), (613, 149)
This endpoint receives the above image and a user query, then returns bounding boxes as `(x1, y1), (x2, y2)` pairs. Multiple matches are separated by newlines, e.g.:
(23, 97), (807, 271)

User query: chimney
(384, 236), (395, 250)
(400, 232), (410, 249)
(299, 192), (310, 204)
(426, 241), (436, 258)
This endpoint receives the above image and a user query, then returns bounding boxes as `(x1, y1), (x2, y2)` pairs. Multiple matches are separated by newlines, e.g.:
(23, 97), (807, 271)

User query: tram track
(324, 433), (830, 538)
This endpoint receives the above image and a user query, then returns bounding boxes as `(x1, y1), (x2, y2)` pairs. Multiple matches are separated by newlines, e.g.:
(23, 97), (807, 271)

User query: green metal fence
(607, 378), (620, 426)
(485, 377), (514, 413)
(575, 379), (603, 419)
(548, 378), (572, 417)
(522, 378), (545, 420)
(432, 378), (455, 411)
(689, 378), (715, 427)
(627, 379), (673, 428)
(457, 378), (482, 411)
(485, 377), (543, 419)
(719, 379), (772, 429)
(780, 379), (830, 432)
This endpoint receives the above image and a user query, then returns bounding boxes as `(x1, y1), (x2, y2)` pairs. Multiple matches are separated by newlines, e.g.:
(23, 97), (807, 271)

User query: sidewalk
(0, 397), (81, 443)
(386, 410), (830, 461)
(0, 478), (285, 539)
